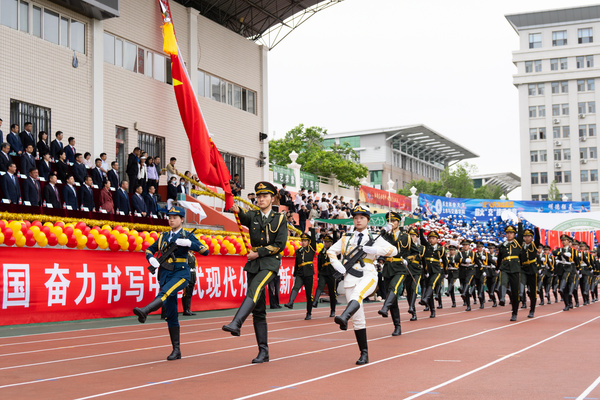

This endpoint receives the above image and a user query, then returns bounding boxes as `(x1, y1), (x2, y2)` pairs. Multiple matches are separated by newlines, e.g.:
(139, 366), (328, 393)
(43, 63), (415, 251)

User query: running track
(1, 297), (599, 399)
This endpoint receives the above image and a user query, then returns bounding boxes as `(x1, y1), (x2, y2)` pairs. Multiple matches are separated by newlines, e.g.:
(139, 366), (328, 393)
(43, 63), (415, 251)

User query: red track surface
(1, 298), (599, 400)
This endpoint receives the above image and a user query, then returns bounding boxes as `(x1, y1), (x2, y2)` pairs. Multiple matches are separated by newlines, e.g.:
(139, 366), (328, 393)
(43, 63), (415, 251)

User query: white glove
(382, 223), (393, 232)
(403, 259), (408, 266)
(362, 245), (378, 255)
(579, 273), (583, 278)
(331, 259), (345, 275)
(482, 272), (486, 277)
(176, 238), (192, 247)
(492, 256), (497, 261)
(564, 252), (571, 257)
(149, 257), (160, 269)
(444, 274), (448, 278)
(425, 273), (429, 278)
(466, 258), (471, 264)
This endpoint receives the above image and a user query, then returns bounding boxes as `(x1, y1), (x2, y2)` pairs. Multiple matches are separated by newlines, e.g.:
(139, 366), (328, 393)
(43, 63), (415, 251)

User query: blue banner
(418, 194), (591, 222)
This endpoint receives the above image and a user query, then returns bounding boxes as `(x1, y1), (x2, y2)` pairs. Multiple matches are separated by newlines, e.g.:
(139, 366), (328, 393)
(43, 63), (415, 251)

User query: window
(529, 106), (536, 118)
(578, 80), (586, 92)
(579, 102), (586, 114)
(137, 47), (144, 75)
(580, 147), (588, 160)
(32, 5), (40, 37)
(563, 148), (571, 160)
(529, 33), (542, 48)
(43, 9), (59, 44)
(539, 127), (547, 139)
(541, 194), (549, 201)
(589, 102), (596, 113)
(579, 125), (587, 137)
(554, 171), (562, 183)
(530, 128), (538, 140)
(553, 127), (561, 139)
(562, 104), (569, 115)
(530, 150), (538, 162)
(538, 105), (545, 117)
(233, 85), (241, 109)
(591, 169), (598, 181)
(540, 150), (547, 161)
(577, 56), (584, 68)
(554, 149), (562, 161)
(104, 32), (114, 64)
(525, 61), (533, 73)
(138, 132), (165, 167)
(537, 83), (545, 95)
(115, 127), (127, 183)
(587, 55), (594, 67)
(1, 0), (17, 29)
(145, 51), (152, 77)
(210, 75), (222, 102)
(590, 147), (597, 159)
(248, 91), (256, 114)
(540, 172), (548, 184)
(221, 153), (245, 187)
(581, 170), (589, 182)
(154, 53), (166, 82)
(10, 99), (51, 138)
(564, 193), (573, 201)
(564, 171), (571, 183)
(591, 192), (599, 205)
(322, 139), (335, 148)
(561, 81), (568, 93)
(579, 28), (593, 44)
(531, 195), (540, 201)
(551, 58), (558, 70)
(552, 104), (560, 116)
(226, 83), (233, 106)
(535, 60), (542, 72)
(531, 173), (539, 184)
(590, 124), (596, 137)
(551, 82), (559, 94)
(560, 57), (568, 69)
(340, 136), (361, 148)
(71, 20), (85, 53)
(123, 41), (137, 72)
(370, 170), (383, 187)
(104, 32), (166, 83)
(562, 126), (570, 138)
(588, 79), (595, 91)
(19, 0), (27, 33)
(553, 30), (567, 46)
(528, 84), (536, 96)
(197, 70), (257, 114)
(59, 17), (68, 47)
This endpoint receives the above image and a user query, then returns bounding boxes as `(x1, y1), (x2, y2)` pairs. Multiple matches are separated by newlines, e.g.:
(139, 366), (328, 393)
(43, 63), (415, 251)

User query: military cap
(461, 239), (471, 245)
(427, 230), (440, 239)
(488, 242), (497, 248)
(448, 244), (458, 250)
(322, 235), (334, 242)
(300, 232), (310, 240)
(386, 211), (402, 222)
(523, 228), (534, 236)
(572, 239), (580, 245)
(407, 227), (419, 236)
(352, 204), (371, 218)
(560, 234), (573, 242)
(475, 241), (484, 246)
(504, 225), (517, 233)
(255, 181), (277, 195)
(167, 206), (186, 217)
(543, 245), (551, 250)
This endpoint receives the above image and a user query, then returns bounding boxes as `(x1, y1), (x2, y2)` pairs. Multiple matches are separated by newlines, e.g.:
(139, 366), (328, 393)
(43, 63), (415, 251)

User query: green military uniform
(520, 227), (541, 318)
(474, 244), (490, 309)
(571, 242), (583, 307)
(457, 241), (478, 311)
(553, 235), (578, 311)
(313, 233), (339, 317)
(286, 229), (317, 319)
(485, 244), (499, 307)
(402, 227), (423, 321)
(445, 245), (459, 308)
(591, 250), (599, 302)
(418, 229), (446, 318)
(222, 181), (288, 364)
(497, 224), (524, 320)
(538, 247), (554, 305)
(579, 245), (593, 305)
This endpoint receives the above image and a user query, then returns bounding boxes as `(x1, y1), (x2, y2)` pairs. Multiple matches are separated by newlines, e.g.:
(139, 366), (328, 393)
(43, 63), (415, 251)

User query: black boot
(419, 287), (433, 306)
(305, 313), (312, 320)
(284, 290), (298, 309)
(329, 307), (336, 318)
(182, 296), (195, 316)
(166, 326), (181, 360)
(436, 296), (443, 309)
(510, 313), (517, 321)
(222, 297), (255, 336)
(133, 297), (163, 323)
(251, 321), (269, 363)
(409, 291), (417, 321)
(378, 290), (397, 317)
(465, 295), (471, 312)
(354, 328), (369, 365)
(498, 286), (507, 307)
(479, 295), (485, 309)
(390, 307), (401, 336)
(334, 300), (360, 331)
(429, 298), (436, 318)
(312, 289), (322, 308)
(528, 296), (536, 318)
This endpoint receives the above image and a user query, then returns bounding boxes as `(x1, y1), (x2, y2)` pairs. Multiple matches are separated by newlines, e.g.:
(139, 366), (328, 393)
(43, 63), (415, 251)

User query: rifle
(147, 228), (198, 274)
(333, 231), (383, 280)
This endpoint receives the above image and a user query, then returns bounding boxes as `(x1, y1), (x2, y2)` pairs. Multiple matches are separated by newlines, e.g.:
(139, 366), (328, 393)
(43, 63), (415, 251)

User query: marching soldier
(497, 224), (523, 321)
(591, 248), (599, 303)
(553, 235), (577, 311)
(286, 228), (317, 320)
(538, 246), (554, 305)
(222, 181), (288, 364)
(579, 243), (593, 305)
(377, 212), (410, 336)
(445, 244), (459, 308)
(571, 240), (582, 308)
(457, 239), (478, 312)
(486, 243), (499, 307)
(405, 227), (424, 321)
(419, 228), (447, 318)
(520, 226), (541, 318)
(133, 206), (208, 360)
(327, 205), (397, 365)
(181, 251), (198, 316)
(474, 241), (489, 309)
(313, 232), (339, 317)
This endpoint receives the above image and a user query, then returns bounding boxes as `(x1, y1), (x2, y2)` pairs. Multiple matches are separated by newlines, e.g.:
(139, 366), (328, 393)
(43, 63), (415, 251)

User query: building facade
(0, 0), (269, 189)
(325, 125), (478, 191)
(507, 5), (600, 209)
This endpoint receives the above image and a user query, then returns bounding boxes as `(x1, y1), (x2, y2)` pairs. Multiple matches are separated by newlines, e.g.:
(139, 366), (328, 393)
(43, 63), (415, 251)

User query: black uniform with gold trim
(538, 247), (554, 305)
(457, 240), (478, 311)
(497, 224), (524, 320)
(485, 243), (499, 307)
(553, 235), (578, 311)
(520, 227), (541, 318)
(181, 252), (197, 315)
(285, 228), (317, 319)
(445, 245), (459, 307)
(579, 245), (594, 305)
(402, 227), (424, 321)
(474, 242), (490, 309)
(313, 233), (339, 317)
(418, 229), (447, 318)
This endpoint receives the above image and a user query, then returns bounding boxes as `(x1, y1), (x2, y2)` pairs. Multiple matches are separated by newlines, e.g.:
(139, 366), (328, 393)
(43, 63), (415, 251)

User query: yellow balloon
(16, 235), (26, 247)
(147, 237), (155, 246)
(43, 222), (53, 227)
(58, 233), (68, 246)
(77, 236), (88, 246)
(0, 232), (4, 244)
(120, 242), (128, 251)
(36, 232), (47, 243)
(52, 226), (63, 236)
(30, 226), (40, 235)
(8, 221), (22, 232)
(13, 231), (24, 241)
(38, 237), (48, 247)
(135, 236), (143, 244)
(117, 234), (128, 246)
(74, 229), (83, 239)
(98, 239), (109, 249)
(135, 243), (142, 252)
(213, 244), (220, 254)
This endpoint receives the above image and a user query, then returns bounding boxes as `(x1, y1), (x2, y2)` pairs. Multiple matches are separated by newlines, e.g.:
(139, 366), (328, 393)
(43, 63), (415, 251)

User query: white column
(91, 19), (104, 156)
(409, 186), (418, 212)
(287, 150), (301, 192)
(260, 45), (270, 180)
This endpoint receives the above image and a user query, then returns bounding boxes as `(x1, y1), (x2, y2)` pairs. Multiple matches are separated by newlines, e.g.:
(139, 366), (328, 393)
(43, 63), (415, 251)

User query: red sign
(0, 248), (310, 326)
(359, 185), (411, 211)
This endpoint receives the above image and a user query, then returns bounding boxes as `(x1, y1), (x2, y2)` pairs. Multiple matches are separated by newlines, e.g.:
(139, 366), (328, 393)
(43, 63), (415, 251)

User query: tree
(269, 124), (368, 187)
(473, 184), (504, 199)
(548, 180), (561, 201)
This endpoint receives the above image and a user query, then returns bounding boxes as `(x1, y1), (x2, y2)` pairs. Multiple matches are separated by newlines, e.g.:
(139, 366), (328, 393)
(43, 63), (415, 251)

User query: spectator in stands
(138, 156), (147, 193)
(43, 173), (61, 209)
(115, 181), (131, 215)
(154, 156), (162, 184)
(7, 124), (22, 155)
(167, 176), (178, 209)
(38, 152), (52, 181)
(146, 156), (158, 192)
(56, 150), (69, 183)
(83, 152), (94, 168)
(91, 158), (104, 187)
(0, 118), (3, 144)
(72, 153), (87, 184)
(183, 170), (192, 194)
(177, 177), (187, 195)
(21, 144), (36, 176)
(80, 176), (95, 211)
(298, 204), (310, 232)
(23, 167), (41, 206)
(62, 175), (79, 210)
(64, 137), (76, 163)
(99, 152), (109, 176)
(231, 174), (242, 197)
(166, 157), (178, 181)
(145, 184), (159, 217)
(1, 162), (20, 203)
(126, 147), (141, 193)
(37, 131), (50, 157)
(131, 184), (147, 217)
(98, 178), (114, 213)
(309, 203), (319, 221)
(0, 142), (11, 172)
(50, 131), (63, 160)
(107, 161), (120, 189)
(19, 122), (37, 158)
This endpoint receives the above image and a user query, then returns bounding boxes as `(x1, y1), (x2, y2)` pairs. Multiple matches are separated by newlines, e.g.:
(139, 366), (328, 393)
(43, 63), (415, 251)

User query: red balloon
(82, 226), (91, 236)
(26, 236), (36, 247)
(283, 247), (289, 256)
(150, 232), (158, 240)
(23, 220), (31, 228)
(76, 221), (86, 231)
(208, 243), (214, 254)
(3, 228), (13, 240)
(142, 241), (150, 251)
(32, 220), (42, 228)
(4, 236), (15, 246)
(115, 225), (124, 233)
(20, 225), (28, 235)
(41, 226), (50, 236)
(101, 229), (111, 237)
(47, 233), (58, 246)
(128, 235), (136, 244)
(24, 229), (34, 240)
(87, 239), (98, 250)
(109, 241), (121, 252)
(63, 226), (74, 237)
(55, 221), (65, 228)
(0, 220), (4, 229)
(67, 237), (78, 248)
(220, 246), (228, 255)
(107, 235), (116, 245)
(128, 242), (137, 251)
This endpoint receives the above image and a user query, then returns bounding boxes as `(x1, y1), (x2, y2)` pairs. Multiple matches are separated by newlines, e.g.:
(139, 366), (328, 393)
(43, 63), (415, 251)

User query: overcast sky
(267, 0), (599, 199)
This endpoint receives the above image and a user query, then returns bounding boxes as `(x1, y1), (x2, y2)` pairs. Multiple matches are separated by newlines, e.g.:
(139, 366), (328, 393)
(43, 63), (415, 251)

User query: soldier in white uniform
(327, 205), (397, 365)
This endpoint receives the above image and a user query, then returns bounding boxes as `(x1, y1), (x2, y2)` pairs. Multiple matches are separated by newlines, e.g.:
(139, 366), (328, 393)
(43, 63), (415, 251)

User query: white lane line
(233, 310), (569, 400)
(577, 375), (600, 400)
(0, 308), (504, 389)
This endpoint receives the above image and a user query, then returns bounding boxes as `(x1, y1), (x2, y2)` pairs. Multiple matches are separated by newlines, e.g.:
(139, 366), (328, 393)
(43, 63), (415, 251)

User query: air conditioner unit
(553, 118), (561, 124)
(581, 159), (588, 164)
(579, 113), (586, 119)
(554, 162), (562, 168)
(580, 136), (587, 142)
(553, 140), (562, 146)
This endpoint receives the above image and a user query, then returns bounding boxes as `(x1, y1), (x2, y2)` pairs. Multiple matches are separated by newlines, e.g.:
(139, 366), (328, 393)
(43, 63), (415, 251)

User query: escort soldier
(497, 224), (523, 321)
(520, 226), (541, 318)
(405, 227), (424, 321)
(222, 181), (288, 364)
(538, 246), (554, 305)
(591, 247), (599, 303)
(312, 232), (339, 317)
(571, 240), (582, 308)
(285, 228), (317, 320)
(552, 242), (564, 304)
(445, 244), (459, 308)
(579, 243), (593, 305)
(486, 243), (499, 307)
(327, 205), (397, 365)
(377, 212), (410, 336)
(418, 229), (447, 318)
(182, 251), (198, 316)
(553, 234), (577, 311)
(457, 239), (478, 312)
(473, 241), (489, 309)
(133, 206), (208, 360)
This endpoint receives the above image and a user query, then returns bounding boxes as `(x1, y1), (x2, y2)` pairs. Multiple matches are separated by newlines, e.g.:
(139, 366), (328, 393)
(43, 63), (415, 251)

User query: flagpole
(233, 209), (251, 253)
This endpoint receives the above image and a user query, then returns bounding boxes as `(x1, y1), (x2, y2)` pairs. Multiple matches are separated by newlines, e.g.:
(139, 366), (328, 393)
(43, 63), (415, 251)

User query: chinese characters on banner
(359, 185), (412, 211)
(300, 171), (319, 192)
(0, 248), (307, 326)
(272, 165), (296, 186)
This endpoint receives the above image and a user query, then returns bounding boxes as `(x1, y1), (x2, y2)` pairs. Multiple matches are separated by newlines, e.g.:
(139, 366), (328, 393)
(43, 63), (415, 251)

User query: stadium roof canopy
(506, 5), (600, 32)
(173, 0), (343, 48)
(472, 172), (521, 194)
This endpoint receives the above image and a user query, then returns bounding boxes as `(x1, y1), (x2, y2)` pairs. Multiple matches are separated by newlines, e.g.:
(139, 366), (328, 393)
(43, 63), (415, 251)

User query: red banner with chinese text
(359, 185), (411, 211)
(0, 248), (309, 326)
